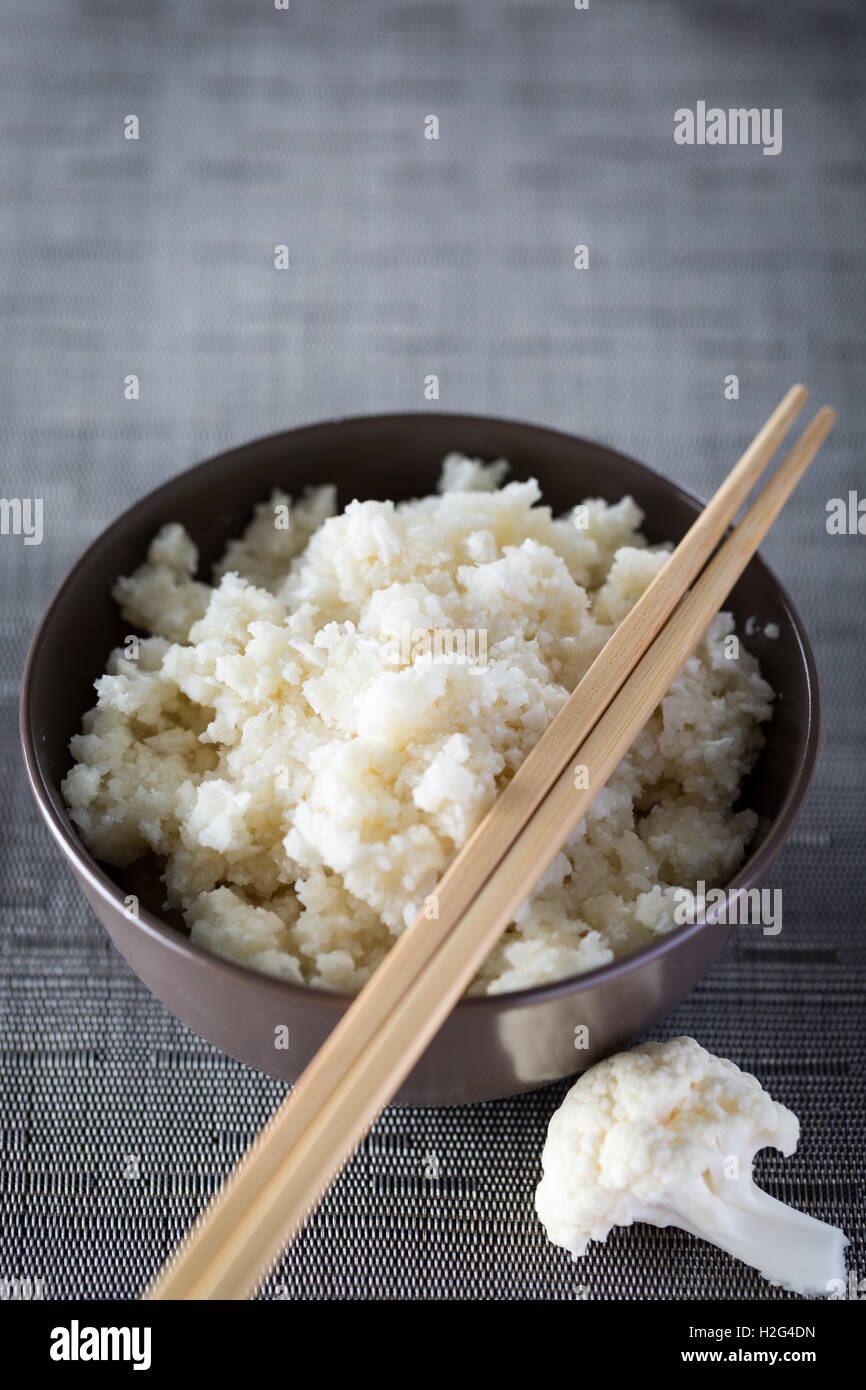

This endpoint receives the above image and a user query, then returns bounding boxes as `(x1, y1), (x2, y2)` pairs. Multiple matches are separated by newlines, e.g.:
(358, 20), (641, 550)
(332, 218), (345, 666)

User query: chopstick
(146, 394), (831, 1301)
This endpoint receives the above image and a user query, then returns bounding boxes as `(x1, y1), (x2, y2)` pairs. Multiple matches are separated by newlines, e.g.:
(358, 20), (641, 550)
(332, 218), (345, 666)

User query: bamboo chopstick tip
(803, 405), (837, 444)
(777, 383), (808, 412)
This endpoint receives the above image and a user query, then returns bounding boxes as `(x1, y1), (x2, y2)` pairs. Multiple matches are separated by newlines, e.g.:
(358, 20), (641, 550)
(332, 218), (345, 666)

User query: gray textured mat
(1, 0), (863, 1300)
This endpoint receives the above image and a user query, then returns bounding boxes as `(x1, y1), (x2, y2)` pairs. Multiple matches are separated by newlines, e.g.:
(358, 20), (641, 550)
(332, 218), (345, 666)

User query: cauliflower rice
(62, 456), (773, 995)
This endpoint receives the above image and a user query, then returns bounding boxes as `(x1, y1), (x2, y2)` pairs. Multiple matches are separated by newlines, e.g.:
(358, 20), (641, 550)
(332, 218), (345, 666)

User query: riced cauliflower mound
(62, 456), (773, 995)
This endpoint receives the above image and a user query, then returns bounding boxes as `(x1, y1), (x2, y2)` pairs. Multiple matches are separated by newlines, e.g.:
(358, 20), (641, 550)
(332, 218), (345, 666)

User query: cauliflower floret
(536, 1036), (848, 1297)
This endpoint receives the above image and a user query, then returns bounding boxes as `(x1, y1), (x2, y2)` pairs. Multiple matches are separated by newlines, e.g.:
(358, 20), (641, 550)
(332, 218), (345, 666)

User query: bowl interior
(23, 414), (816, 997)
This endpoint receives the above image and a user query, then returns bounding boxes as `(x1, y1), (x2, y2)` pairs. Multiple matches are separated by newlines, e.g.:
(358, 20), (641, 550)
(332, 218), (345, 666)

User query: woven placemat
(1, 0), (863, 1299)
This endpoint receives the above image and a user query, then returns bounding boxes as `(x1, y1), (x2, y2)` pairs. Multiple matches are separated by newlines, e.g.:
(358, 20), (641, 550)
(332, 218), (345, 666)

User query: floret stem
(670, 1175), (848, 1297)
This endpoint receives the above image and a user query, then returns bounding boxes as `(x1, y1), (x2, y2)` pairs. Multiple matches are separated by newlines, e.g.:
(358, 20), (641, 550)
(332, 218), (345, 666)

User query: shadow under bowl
(20, 413), (820, 1105)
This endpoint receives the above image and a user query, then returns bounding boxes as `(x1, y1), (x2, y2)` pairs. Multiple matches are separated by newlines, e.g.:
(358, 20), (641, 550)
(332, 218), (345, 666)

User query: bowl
(20, 414), (820, 1105)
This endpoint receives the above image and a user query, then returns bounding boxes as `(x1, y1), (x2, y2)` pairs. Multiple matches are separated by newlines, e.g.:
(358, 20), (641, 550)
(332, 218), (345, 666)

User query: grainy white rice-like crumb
(62, 456), (773, 995)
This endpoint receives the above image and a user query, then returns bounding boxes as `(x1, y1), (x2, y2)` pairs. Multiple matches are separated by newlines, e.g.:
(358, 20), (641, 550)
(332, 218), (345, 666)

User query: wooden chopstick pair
(146, 386), (834, 1301)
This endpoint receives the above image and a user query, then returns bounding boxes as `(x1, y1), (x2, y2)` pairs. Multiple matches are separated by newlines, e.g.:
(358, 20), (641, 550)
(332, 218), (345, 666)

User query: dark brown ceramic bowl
(20, 414), (819, 1105)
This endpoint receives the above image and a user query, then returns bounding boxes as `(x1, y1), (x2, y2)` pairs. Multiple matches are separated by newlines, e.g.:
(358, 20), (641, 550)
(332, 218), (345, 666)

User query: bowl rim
(19, 410), (821, 1017)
